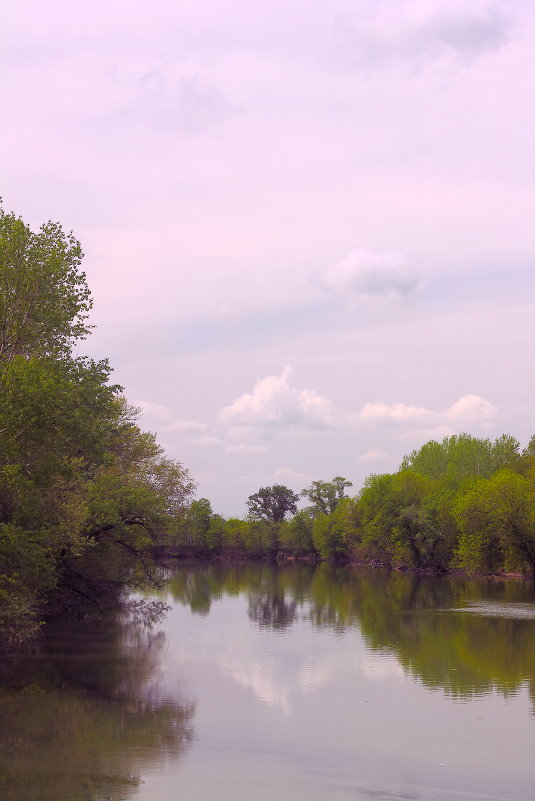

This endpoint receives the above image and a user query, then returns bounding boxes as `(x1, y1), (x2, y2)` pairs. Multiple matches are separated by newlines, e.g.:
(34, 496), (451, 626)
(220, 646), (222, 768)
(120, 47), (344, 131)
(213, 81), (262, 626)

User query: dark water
(1, 564), (534, 801)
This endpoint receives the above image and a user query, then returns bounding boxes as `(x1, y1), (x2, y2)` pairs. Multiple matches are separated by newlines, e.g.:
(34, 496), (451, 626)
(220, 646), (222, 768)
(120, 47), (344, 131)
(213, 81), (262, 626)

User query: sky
(2, 0), (534, 515)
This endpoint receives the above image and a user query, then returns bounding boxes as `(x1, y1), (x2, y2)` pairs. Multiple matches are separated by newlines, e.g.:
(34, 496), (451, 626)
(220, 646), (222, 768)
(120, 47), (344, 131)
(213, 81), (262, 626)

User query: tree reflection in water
(0, 601), (194, 801)
(166, 562), (535, 710)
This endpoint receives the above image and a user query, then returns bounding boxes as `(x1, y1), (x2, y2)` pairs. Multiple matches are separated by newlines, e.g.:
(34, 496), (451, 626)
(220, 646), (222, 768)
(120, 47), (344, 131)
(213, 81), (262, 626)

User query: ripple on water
(450, 601), (535, 620)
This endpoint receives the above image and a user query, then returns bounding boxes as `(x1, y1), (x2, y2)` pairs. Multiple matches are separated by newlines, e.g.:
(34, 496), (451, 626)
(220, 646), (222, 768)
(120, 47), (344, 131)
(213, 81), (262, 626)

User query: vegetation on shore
(0, 206), (195, 648)
(173, 433), (535, 579)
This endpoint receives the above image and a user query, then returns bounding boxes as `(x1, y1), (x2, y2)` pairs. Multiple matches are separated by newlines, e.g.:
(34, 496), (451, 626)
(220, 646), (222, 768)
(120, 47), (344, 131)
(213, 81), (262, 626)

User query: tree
(454, 470), (535, 577)
(518, 435), (535, 479)
(301, 476), (352, 516)
(401, 434), (498, 485)
(0, 205), (92, 362)
(0, 206), (196, 645)
(247, 485), (299, 523)
(280, 510), (315, 556)
(312, 499), (354, 560)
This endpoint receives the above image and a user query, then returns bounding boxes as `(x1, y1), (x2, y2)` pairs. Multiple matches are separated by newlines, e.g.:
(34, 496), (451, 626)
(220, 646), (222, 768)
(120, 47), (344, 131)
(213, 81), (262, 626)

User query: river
(1, 563), (534, 801)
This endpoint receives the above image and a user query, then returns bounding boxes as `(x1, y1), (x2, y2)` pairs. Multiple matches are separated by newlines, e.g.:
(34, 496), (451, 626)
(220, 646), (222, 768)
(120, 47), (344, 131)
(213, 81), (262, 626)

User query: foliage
(0, 206), (92, 362)
(400, 433), (521, 486)
(279, 510), (315, 556)
(454, 470), (535, 576)
(247, 484), (299, 523)
(176, 433), (535, 578)
(0, 207), (195, 648)
(300, 476), (352, 516)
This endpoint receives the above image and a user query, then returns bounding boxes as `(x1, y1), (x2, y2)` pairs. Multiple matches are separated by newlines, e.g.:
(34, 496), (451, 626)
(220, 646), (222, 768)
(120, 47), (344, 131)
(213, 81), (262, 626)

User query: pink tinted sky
(2, 0), (534, 514)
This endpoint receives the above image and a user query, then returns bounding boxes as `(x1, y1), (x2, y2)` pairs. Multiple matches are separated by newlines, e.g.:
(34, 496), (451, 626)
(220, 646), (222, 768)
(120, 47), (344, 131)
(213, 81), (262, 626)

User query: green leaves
(301, 476), (352, 516)
(0, 207), (196, 647)
(454, 470), (535, 576)
(0, 208), (91, 362)
(247, 485), (299, 523)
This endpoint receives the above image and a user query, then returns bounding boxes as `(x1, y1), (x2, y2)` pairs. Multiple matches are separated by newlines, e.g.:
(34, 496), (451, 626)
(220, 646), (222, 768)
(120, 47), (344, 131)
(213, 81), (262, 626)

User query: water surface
(1, 563), (534, 800)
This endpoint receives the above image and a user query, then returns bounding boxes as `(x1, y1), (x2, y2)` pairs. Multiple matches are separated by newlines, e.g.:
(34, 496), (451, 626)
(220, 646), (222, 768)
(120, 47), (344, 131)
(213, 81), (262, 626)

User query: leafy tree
(223, 518), (249, 550)
(247, 484), (299, 523)
(0, 206), (92, 362)
(490, 434), (521, 472)
(454, 470), (535, 576)
(312, 498), (354, 560)
(354, 471), (439, 568)
(205, 512), (226, 553)
(518, 435), (535, 479)
(354, 473), (396, 562)
(401, 434), (501, 485)
(387, 470), (438, 568)
(0, 206), (196, 646)
(279, 510), (315, 556)
(301, 476), (352, 516)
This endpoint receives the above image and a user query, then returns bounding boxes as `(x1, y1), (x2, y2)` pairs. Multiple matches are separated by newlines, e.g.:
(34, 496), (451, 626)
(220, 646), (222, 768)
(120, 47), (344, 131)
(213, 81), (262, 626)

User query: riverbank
(160, 550), (534, 581)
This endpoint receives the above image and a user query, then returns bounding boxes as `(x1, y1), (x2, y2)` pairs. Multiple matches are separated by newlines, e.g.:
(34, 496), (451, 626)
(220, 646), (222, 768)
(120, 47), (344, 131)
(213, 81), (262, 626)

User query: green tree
(0, 206), (92, 362)
(518, 435), (535, 478)
(0, 206), (196, 646)
(247, 485), (299, 523)
(355, 473), (396, 563)
(279, 510), (315, 556)
(401, 434), (498, 485)
(312, 502), (352, 561)
(301, 476), (352, 516)
(454, 469), (535, 576)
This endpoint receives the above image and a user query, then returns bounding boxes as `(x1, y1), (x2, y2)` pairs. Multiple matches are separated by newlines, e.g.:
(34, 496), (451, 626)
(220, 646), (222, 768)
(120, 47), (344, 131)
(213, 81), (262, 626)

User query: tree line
(0, 206), (195, 648)
(175, 433), (535, 577)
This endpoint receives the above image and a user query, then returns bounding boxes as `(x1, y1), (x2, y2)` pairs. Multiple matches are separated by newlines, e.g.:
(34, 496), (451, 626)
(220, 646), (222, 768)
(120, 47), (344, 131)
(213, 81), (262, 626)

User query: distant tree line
(173, 434), (535, 578)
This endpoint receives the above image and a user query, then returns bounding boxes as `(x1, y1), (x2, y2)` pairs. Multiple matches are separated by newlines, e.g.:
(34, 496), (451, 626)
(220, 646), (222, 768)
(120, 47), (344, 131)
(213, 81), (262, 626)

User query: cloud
(316, 249), (420, 301)
(445, 393), (497, 423)
(274, 466), (312, 487)
(358, 394), (497, 429)
(225, 444), (267, 454)
(165, 419), (208, 432)
(118, 70), (235, 134)
(359, 401), (431, 424)
(134, 399), (172, 420)
(187, 435), (223, 447)
(396, 424), (457, 441)
(219, 366), (340, 433)
(358, 449), (395, 463)
(330, 2), (512, 72)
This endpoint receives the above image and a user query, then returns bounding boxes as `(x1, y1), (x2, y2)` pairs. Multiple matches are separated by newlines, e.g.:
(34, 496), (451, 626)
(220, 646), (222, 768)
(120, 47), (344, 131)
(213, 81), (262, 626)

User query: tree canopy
(0, 205), (92, 362)
(247, 485), (299, 523)
(0, 206), (195, 649)
(175, 433), (534, 577)
(301, 476), (352, 516)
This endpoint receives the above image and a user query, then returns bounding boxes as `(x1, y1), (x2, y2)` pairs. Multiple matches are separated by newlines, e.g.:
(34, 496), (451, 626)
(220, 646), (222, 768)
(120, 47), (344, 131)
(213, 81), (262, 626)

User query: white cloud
(358, 394), (497, 430)
(316, 249), (420, 301)
(359, 401), (431, 424)
(225, 444), (267, 454)
(165, 420), (208, 432)
(220, 366), (340, 433)
(134, 399), (172, 420)
(445, 393), (497, 423)
(188, 435), (223, 447)
(358, 449), (395, 463)
(274, 466), (312, 488)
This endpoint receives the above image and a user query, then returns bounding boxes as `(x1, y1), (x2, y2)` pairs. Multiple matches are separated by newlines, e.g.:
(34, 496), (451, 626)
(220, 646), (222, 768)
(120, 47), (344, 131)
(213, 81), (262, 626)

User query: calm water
(1, 564), (534, 801)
